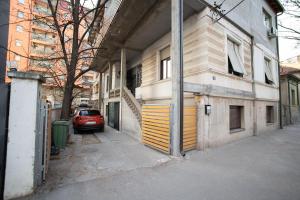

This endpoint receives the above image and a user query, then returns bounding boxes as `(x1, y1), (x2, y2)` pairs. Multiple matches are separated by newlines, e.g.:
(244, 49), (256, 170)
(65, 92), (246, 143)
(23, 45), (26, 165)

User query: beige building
(89, 0), (283, 154)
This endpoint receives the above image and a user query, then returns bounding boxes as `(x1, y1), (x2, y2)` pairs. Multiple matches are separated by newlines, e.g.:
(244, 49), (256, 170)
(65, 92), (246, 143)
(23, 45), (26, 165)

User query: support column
(108, 62), (112, 91)
(98, 73), (102, 112)
(171, 0), (183, 157)
(120, 48), (126, 131)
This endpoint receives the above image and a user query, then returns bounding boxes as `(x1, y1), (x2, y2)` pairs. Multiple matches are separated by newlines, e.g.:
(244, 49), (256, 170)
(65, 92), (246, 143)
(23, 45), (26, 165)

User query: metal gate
(34, 100), (49, 186)
(0, 84), (10, 199)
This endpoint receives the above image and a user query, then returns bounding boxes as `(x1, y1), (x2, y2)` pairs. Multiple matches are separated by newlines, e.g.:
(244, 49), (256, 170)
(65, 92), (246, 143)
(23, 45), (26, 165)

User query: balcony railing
(32, 33), (55, 43)
(33, 6), (51, 15)
(31, 48), (55, 55)
(30, 60), (53, 68)
(32, 20), (51, 30)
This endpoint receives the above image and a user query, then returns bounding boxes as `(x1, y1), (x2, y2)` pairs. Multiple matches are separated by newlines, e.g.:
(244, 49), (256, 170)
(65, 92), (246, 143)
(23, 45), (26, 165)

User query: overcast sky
(278, 7), (300, 61)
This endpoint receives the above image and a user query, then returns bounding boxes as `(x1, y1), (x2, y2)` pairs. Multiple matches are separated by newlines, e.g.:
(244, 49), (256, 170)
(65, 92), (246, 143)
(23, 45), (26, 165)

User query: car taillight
(76, 116), (81, 121)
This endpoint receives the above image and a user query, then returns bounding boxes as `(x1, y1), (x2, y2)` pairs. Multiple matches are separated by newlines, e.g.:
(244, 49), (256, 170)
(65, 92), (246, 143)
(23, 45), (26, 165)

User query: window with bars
(229, 106), (244, 131)
(266, 106), (275, 124)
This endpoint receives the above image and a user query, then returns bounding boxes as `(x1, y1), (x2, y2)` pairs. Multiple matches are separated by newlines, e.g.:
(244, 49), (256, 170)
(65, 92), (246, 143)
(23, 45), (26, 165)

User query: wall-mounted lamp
(205, 104), (211, 115)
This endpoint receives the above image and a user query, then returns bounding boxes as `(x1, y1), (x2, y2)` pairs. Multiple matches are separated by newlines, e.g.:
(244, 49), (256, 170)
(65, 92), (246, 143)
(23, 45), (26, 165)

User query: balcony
(30, 48), (55, 56)
(32, 20), (53, 31)
(32, 33), (56, 44)
(33, 5), (51, 16)
(30, 59), (53, 68)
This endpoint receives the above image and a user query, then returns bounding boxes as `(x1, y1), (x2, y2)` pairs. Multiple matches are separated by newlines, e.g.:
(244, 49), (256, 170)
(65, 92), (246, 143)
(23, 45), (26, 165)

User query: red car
(73, 109), (104, 133)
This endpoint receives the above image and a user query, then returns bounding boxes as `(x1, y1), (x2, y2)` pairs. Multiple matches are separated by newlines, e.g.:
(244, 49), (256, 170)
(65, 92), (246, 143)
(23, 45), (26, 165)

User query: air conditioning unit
(267, 27), (277, 38)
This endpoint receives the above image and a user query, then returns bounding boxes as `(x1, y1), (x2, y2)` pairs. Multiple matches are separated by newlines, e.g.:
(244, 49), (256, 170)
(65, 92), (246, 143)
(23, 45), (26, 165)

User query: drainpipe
(250, 37), (257, 136)
(275, 14), (283, 129)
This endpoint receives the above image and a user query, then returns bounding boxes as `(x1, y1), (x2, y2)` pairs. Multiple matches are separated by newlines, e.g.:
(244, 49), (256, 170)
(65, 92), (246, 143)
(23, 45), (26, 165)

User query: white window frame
(156, 44), (171, 81)
(18, 0), (25, 4)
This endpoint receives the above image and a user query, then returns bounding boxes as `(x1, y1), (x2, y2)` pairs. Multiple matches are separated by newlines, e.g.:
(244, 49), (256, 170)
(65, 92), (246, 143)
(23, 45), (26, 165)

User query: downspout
(250, 37), (257, 136)
(287, 78), (292, 124)
(276, 13), (283, 129)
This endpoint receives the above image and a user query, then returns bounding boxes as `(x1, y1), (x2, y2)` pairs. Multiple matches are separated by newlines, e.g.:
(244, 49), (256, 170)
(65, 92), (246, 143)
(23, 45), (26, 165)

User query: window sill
(230, 128), (245, 134)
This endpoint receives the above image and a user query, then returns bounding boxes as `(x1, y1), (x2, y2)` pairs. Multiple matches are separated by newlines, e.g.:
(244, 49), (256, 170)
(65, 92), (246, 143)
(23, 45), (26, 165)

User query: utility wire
(214, 0), (247, 23)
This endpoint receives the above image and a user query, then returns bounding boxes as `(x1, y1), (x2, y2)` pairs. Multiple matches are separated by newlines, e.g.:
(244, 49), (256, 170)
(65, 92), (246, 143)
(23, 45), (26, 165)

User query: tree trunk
(60, 74), (75, 119)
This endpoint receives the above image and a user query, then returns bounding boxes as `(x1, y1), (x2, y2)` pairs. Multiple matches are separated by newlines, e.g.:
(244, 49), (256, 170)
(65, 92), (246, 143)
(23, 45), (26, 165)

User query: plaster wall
(121, 99), (141, 141)
(196, 96), (254, 148)
(4, 78), (39, 199)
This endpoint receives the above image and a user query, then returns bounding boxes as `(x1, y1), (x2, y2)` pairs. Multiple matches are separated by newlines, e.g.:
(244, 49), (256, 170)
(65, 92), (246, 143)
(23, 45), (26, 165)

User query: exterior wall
(139, 7), (279, 148)
(121, 99), (141, 140)
(205, 0), (278, 54)
(4, 76), (41, 199)
(255, 100), (279, 134)
(141, 9), (253, 101)
(280, 75), (300, 125)
(196, 95), (254, 148)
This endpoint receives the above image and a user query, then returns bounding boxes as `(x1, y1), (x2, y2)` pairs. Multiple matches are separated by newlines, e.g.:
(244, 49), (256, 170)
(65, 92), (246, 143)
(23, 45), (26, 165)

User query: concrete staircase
(122, 87), (142, 125)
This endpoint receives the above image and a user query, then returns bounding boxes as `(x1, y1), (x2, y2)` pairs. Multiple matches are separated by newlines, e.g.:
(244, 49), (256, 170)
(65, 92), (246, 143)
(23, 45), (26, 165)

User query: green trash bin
(52, 120), (69, 149)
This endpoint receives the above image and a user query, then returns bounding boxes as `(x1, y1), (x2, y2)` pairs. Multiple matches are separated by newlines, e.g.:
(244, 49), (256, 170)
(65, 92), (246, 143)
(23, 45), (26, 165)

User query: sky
(278, 1), (300, 62)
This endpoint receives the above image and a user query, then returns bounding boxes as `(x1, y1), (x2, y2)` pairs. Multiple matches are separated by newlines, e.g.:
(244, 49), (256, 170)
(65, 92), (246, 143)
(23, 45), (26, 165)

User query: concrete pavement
(22, 124), (300, 200)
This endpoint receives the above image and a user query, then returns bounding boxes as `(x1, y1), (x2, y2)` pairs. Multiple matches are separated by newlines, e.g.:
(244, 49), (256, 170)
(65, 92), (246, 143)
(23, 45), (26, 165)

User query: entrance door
(126, 65), (142, 96)
(108, 102), (120, 130)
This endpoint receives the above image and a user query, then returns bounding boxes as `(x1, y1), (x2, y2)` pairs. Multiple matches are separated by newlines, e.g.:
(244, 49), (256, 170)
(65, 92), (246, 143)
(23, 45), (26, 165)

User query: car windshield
(79, 110), (100, 116)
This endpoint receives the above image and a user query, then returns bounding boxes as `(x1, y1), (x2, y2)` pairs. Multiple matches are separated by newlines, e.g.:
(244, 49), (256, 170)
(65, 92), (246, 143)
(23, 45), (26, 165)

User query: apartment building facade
(89, 0), (284, 154)
(5, 0), (93, 107)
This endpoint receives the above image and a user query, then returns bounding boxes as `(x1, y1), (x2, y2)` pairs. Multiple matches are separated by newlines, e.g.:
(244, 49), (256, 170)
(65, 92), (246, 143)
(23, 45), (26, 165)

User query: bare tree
(279, 0), (300, 44)
(0, 0), (107, 119)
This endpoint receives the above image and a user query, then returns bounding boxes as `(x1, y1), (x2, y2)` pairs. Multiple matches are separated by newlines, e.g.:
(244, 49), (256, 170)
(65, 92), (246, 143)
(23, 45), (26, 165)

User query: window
(79, 110), (100, 116)
(160, 46), (171, 80)
(263, 9), (272, 29)
(18, 0), (25, 4)
(229, 106), (244, 131)
(266, 106), (275, 124)
(227, 39), (246, 77)
(17, 11), (24, 18)
(264, 57), (273, 84)
(16, 25), (23, 32)
(15, 55), (21, 61)
(15, 40), (22, 47)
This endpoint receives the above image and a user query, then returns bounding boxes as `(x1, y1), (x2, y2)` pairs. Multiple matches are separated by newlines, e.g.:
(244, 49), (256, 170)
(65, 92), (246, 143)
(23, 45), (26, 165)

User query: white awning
(227, 40), (247, 75)
(265, 59), (274, 83)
